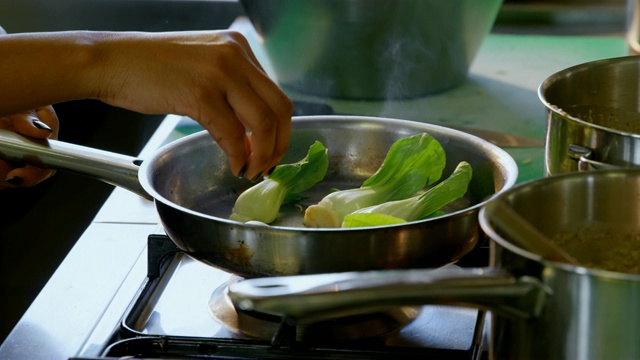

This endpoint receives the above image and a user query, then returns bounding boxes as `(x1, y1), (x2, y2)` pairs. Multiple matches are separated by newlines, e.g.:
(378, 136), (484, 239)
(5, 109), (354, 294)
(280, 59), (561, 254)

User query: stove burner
(208, 276), (421, 344)
(107, 235), (488, 359)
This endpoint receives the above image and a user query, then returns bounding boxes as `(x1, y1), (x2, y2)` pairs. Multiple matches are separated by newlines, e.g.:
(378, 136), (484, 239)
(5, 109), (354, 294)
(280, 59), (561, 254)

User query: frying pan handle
(0, 129), (152, 200)
(228, 267), (547, 325)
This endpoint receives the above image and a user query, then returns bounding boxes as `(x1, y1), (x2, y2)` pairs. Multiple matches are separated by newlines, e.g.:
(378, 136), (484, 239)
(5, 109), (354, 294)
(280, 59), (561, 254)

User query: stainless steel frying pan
(0, 115), (518, 277)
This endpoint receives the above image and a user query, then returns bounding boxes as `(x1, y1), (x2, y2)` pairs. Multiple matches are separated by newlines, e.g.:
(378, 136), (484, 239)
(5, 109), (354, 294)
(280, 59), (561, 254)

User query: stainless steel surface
(627, 0), (640, 52)
(230, 169), (640, 360)
(539, 55), (640, 175)
(239, 0), (502, 99)
(567, 143), (624, 170)
(480, 169), (640, 359)
(229, 267), (543, 323)
(0, 115), (518, 278)
(145, 116), (518, 277)
(487, 200), (578, 264)
(0, 129), (149, 199)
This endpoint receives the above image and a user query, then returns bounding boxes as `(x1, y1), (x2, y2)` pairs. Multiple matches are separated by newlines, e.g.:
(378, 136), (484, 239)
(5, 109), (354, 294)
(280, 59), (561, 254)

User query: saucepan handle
(228, 266), (548, 325)
(0, 129), (151, 199)
(567, 144), (620, 171)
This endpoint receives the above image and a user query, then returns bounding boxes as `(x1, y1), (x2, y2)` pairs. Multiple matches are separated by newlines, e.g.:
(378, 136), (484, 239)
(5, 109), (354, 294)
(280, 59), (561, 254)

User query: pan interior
(145, 117), (515, 228)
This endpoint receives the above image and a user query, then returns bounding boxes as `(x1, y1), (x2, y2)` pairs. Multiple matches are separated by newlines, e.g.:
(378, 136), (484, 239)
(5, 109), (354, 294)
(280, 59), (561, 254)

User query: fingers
(188, 33), (292, 180)
(198, 99), (252, 178)
(230, 32), (293, 173)
(34, 106), (60, 138)
(217, 33), (292, 179)
(197, 87), (291, 180)
(1, 106), (59, 139)
(0, 164), (55, 189)
(204, 86), (292, 181)
(225, 80), (292, 180)
(0, 106), (58, 189)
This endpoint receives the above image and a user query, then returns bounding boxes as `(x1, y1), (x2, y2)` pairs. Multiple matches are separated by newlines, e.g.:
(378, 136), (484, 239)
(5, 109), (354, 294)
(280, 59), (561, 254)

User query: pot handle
(567, 144), (620, 171)
(229, 266), (548, 325)
(0, 129), (152, 200)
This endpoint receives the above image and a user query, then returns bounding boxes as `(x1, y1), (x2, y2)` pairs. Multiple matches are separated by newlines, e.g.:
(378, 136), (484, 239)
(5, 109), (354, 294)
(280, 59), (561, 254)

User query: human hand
(94, 30), (293, 180)
(0, 106), (59, 189)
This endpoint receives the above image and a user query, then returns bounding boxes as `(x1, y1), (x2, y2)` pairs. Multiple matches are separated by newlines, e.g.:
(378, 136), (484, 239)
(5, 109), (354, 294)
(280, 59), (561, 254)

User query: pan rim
(139, 115), (519, 232)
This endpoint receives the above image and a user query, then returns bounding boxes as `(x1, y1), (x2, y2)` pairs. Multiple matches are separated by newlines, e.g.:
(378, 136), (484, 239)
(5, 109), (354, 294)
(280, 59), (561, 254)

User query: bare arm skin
(0, 29), (293, 185)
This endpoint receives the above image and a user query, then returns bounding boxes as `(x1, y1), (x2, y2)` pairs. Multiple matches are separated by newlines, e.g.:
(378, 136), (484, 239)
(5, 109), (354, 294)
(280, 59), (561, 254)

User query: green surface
(176, 23), (631, 185)
(281, 33), (628, 184)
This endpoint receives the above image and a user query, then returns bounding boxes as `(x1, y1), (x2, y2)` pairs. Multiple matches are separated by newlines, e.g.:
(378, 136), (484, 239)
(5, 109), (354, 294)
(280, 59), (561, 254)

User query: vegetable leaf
(342, 213), (407, 227)
(342, 161), (472, 228)
(303, 133), (446, 228)
(230, 141), (329, 224)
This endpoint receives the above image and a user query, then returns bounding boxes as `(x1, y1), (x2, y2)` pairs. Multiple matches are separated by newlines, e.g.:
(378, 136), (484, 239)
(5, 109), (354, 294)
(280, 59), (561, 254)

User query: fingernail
(238, 166), (247, 179)
(5, 176), (24, 186)
(32, 119), (53, 132)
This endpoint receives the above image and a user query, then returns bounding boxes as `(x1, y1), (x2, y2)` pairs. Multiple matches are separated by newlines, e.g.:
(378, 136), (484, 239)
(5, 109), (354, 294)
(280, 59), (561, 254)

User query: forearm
(0, 29), (293, 180)
(0, 31), (105, 115)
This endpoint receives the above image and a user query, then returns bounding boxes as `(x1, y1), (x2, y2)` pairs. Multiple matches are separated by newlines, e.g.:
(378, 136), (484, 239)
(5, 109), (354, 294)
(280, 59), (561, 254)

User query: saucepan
(540, 55), (640, 175)
(229, 169), (640, 359)
(0, 115), (517, 278)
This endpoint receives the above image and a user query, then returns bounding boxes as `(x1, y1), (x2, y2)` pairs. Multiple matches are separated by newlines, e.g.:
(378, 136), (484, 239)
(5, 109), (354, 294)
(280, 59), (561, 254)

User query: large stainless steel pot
(0, 115), (517, 278)
(539, 55), (640, 175)
(230, 169), (640, 359)
(239, 0), (502, 99)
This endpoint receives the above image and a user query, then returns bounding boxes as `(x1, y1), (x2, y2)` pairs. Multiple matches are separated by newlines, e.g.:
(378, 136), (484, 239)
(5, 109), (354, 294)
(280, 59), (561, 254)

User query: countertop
(0, 18), (631, 360)
(231, 16), (629, 182)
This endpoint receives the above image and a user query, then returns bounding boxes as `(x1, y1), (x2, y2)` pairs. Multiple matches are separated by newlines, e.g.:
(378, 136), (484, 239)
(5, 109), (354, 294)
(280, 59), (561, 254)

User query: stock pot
(230, 169), (640, 359)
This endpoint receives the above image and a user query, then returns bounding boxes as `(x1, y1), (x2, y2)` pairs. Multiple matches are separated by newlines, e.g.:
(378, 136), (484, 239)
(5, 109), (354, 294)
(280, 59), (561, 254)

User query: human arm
(0, 30), (292, 181)
(0, 26), (60, 188)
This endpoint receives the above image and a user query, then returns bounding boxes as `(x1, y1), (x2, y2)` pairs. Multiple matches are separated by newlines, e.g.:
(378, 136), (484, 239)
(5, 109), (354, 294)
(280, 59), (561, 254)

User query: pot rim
(537, 55), (640, 138)
(479, 169), (640, 281)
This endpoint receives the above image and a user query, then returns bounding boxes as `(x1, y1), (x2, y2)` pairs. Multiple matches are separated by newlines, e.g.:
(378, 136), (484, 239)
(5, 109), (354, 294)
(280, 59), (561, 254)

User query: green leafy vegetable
(303, 133), (446, 228)
(230, 141), (329, 224)
(341, 213), (408, 228)
(342, 161), (472, 228)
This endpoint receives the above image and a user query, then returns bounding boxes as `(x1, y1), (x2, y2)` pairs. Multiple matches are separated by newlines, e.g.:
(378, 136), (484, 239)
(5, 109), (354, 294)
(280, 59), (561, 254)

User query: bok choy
(342, 161), (472, 228)
(303, 133), (446, 228)
(230, 141), (329, 224)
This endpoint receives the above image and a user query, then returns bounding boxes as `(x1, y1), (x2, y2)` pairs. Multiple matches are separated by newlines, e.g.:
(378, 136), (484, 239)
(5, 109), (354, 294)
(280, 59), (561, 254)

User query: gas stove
(72, 234), (490, 360)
